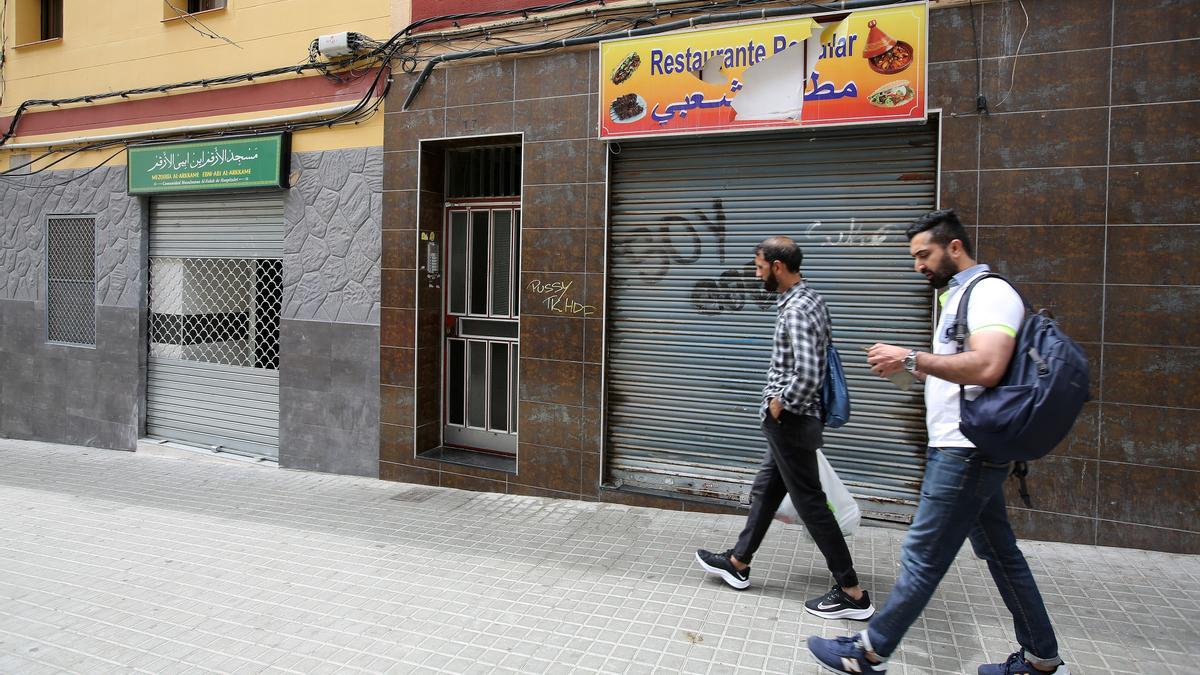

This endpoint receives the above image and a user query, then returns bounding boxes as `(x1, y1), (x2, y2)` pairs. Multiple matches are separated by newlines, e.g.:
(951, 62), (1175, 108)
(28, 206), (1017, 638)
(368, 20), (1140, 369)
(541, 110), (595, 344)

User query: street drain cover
(389, 487), (441, 503)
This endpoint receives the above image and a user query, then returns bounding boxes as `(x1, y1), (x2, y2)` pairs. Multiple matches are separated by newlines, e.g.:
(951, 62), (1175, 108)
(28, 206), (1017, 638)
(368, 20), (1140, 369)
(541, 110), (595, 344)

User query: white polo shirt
(924, 264), (1025, 448)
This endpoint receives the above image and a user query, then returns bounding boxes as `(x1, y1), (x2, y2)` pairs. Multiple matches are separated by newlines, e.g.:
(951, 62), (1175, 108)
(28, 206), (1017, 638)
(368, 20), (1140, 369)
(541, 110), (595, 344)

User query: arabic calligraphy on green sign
(127, 134), (290, 194)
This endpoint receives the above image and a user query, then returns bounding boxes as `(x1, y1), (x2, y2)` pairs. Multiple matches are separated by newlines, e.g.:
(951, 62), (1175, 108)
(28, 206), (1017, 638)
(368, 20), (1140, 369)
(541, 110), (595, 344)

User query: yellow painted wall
(1, 0), (397, 167)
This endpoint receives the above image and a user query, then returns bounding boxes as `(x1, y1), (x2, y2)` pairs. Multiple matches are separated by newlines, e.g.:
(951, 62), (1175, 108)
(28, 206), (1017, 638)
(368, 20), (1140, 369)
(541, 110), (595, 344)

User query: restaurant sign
(598, 2), (927, 139)
(128, 134), (290, 194)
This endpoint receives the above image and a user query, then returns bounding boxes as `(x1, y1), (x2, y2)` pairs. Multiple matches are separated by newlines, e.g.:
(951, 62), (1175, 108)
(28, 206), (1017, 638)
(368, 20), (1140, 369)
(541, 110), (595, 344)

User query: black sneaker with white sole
(694, 548), (751, 590)
(804, 585), (876, 620)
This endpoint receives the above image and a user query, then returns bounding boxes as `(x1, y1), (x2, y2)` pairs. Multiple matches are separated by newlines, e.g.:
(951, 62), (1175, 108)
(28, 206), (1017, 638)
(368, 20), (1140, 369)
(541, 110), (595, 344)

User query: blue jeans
(865, 447), (1062, 668)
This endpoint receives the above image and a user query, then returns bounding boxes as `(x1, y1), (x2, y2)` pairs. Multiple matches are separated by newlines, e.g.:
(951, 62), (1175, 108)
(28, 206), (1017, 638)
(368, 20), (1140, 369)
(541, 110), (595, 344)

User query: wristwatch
(903, 349), (919, 374)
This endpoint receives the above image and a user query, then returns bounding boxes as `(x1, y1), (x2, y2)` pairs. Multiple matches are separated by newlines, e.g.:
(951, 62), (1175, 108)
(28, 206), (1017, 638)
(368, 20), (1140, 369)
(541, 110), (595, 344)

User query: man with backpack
(806, 210), (1071, 674)
(693, 237), (875, 621)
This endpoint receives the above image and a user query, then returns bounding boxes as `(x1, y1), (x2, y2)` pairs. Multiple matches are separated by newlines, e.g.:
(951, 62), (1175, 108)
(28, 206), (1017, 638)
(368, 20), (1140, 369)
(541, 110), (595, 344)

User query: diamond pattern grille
(148, 257), (282, 369)
(46, 217), (96, 345)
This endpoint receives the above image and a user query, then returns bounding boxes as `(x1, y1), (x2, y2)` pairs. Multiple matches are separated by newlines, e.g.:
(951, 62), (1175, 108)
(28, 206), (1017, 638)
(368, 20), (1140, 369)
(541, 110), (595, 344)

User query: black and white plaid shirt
(762, 280), (830, 420)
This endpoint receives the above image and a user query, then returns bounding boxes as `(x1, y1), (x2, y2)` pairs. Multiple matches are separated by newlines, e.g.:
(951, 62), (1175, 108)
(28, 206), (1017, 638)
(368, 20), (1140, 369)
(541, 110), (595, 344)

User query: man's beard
(926, 259), (957, 289)
(762, 268), (779, 292)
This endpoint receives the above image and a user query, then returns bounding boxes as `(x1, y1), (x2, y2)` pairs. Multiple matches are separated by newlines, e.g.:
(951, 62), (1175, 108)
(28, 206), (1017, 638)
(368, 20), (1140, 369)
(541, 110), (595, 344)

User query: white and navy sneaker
(805, 585), (876, 620)
(978, 650), (1072, 675)
(807, 634), (888, 674)
(694, 548), (751, 590)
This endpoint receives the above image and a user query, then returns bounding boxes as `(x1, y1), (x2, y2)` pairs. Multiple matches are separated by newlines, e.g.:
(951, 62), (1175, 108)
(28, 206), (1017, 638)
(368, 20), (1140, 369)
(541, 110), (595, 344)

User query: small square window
(163, 0), (227, 21)
(46, 216), (96, 346)
(15, 0), (62, 45)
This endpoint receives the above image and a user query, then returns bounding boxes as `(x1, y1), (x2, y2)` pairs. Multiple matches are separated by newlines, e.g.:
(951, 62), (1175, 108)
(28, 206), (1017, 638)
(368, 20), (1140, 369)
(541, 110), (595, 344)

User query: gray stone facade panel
(278, 318), (379, 477)
(283, 148), (382, 325)
(0, 166), (143, 309)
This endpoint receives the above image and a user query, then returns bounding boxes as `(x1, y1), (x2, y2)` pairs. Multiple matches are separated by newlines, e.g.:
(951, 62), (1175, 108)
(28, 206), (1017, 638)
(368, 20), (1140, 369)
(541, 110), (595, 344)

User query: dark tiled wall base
(931, 1), (1200, 554)
(0, 300), (141, 451)
(279, 319), (380, 478)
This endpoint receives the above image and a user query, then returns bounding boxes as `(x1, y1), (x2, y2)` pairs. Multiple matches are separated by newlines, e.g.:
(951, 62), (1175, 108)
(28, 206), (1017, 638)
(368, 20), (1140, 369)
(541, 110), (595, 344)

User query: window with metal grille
(45, 217), (96, 345)
(148, 257), (282, 369)
(446, 146), (521, 199)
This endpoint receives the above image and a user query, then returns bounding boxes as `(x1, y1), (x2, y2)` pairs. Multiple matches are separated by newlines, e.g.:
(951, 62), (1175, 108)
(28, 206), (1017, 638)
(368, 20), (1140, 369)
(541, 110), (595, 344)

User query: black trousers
(731, 411), (860, 589)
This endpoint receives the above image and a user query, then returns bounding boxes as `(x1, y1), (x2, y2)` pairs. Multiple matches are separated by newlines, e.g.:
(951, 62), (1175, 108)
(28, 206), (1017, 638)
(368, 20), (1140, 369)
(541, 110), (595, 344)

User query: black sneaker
(694, 548), (751, 590)
(804, 585), (875, 620)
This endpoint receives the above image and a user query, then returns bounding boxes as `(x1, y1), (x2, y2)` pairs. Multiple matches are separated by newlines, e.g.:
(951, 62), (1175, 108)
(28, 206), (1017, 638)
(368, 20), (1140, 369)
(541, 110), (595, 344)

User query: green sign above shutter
(127, 134), (290, 194)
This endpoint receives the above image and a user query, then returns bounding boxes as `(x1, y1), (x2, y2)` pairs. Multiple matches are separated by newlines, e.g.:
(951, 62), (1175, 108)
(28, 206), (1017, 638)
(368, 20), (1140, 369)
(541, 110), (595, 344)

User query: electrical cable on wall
(163, 0), (242, 49)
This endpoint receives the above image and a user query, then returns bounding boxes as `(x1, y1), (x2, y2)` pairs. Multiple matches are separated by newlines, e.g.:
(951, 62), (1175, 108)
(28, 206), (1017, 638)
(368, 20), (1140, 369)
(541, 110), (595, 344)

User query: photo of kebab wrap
(867, 80), (916, 108)
(610, 52), (641, 85)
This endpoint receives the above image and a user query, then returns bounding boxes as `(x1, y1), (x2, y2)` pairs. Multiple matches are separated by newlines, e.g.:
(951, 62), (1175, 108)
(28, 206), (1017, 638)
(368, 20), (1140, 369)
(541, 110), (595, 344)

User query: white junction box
(317, 32), (353, 58)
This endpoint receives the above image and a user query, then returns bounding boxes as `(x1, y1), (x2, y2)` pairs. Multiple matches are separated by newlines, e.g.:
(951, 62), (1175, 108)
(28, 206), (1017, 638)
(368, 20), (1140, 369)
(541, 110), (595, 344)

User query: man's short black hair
(755, 236), (803, 272)
(905, 209), (974, 258)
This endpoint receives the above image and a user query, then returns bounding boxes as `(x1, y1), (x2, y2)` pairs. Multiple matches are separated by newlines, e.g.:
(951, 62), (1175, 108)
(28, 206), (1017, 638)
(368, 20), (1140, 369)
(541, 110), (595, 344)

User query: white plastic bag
(774, 449), (861, 537)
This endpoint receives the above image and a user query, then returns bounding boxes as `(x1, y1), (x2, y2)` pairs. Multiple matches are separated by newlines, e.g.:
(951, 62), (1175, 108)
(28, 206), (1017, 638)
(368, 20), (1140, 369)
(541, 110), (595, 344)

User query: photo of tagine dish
(611, 51), (641, 85)
(867, 80), (916, 108)
(610, 93), (647, 123)
(861, 19), (913, 75)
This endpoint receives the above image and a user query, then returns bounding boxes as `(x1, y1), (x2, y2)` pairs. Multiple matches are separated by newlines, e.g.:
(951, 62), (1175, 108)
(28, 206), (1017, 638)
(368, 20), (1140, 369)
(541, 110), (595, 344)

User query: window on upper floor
(162, 0), (227, 21)
(15, 0), (63, 45)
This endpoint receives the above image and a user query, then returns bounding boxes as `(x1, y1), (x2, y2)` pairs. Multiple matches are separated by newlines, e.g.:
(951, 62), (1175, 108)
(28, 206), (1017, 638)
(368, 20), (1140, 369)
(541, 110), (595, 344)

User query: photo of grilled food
(610, 93), (646, 123)
(610, 52), (641, 85)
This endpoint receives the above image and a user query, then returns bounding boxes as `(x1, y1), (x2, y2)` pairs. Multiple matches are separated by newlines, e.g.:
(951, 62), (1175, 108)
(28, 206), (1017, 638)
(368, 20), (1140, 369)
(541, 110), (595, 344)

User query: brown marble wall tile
(383, 152), (419, 192)
(979, 109), (1108, 169)
(380, 308), (415, 349)
(381, 269), (414, 310)
(928, 60), (980, 114)
(582, 319), (603, 365)
(518, 358), (583, 407)
(441, 471), (508, 493)
(518, 400), (582, 451)
(416, 421), (440, 454)
(521, 228), (588, 274)
(380, 385), (414, 426)
(380, 347), (415, 387)
(414, 455), (509, 481)
(599, 488), (686, 511)
(585, 182), (608, 230)
(1111, 41), (1199, 105)
(587, 139), (610, 183)
(582, 364), (603, 411)
(1105, 225), (1200, 286)
(382, 190), (418, 234)
(981, 0), (1111, 58)
(1105, 285), (1200, 347)
(1102, 344), (1200, 408)
(580, 452), (601, 497)
(520, 272), (587, 318)
(929, 3), (982, 63)
(939, 171), (978, 227)
(978, 168), (1107, 225)
(524, 183), (587, 228)
(515, 94), (592, 141)
(521, 315), (584, 362)
(1005, 508), (1096, 546)
(939, 113), (979, 172)
(386, 69), (447, 111)
(1113, 0), (1200, 45)
(1098, 461), (1199, 531)
(515, 49), (592, 100)
(379, 461), (439, 486)
(523, 140), (588, 186)
(1016, 283), (1103, 342)
(584, 228), (607, 275)
(978, 49), (1110, 114)
(680, 500), (744, 516)
(384, 108), (445, 151)
(579, 407), (601, 457)
(447, 60), (515, 107)
(1100, 403), (1200, 471)
(1108, 164), (1200, 225)
(1097, 520), (1200, 555)
(1110, 101), (1200, 165)
(517, 443), (581, 491)
(416, 348), (440, 428)
(1052, 400), (1100, 460)
(1003, 456), (1096, 518)
(446, 102), (516, 137)
(976, 226), (1105, 284)
(380, 423), (414, 464)
(382, 229), (416, 271)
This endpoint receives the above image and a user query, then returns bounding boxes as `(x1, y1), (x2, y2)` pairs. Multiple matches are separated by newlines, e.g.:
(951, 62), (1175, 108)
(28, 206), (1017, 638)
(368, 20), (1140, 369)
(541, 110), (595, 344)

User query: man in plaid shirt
(695, 237), (874, 621)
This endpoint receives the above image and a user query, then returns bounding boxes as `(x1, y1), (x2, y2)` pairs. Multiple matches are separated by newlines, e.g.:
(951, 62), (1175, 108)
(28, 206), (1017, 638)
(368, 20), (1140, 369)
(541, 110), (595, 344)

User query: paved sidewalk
(0, 439), (1196, 675)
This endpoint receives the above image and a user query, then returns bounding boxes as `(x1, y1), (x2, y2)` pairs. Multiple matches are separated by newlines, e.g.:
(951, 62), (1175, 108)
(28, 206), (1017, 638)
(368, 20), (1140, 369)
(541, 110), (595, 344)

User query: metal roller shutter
(605, 123), (937, 519)
(147, 193), (284, 459)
